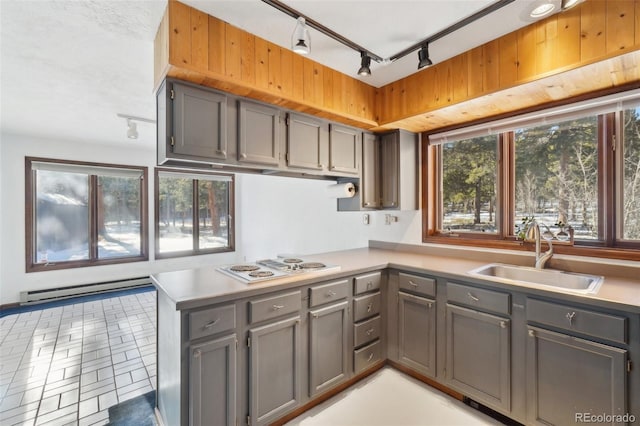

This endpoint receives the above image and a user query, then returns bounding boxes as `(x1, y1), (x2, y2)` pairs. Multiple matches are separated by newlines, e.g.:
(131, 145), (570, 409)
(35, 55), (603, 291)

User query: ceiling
(0, 0), (563, 147)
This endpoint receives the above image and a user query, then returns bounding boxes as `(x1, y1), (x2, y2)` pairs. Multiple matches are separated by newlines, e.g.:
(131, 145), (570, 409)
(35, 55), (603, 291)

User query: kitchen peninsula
(152, 242), (640, 426)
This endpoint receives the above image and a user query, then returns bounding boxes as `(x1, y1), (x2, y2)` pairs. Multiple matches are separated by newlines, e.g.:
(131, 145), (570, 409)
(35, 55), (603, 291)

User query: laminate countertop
(151, 245), (640, 313)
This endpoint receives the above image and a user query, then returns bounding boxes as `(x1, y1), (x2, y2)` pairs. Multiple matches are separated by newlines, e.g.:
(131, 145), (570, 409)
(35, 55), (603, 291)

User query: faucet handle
(524, 219), (538, 243)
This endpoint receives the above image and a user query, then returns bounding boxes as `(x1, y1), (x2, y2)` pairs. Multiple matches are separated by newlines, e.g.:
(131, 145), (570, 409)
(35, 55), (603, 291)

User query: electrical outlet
(363, 214), (370, 225)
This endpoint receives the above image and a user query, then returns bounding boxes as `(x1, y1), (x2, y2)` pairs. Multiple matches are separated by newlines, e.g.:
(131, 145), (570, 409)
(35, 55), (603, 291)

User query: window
(424, 90), (640, 259)
(155, 169), (234, 257)
(26, 158), (148, 271)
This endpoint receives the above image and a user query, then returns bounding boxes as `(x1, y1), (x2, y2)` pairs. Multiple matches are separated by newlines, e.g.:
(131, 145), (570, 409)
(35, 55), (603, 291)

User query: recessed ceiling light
(530, 1), (556, 18)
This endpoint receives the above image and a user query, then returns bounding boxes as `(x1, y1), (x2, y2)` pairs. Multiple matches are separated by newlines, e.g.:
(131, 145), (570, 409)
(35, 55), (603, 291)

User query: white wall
(0, 132), (391, 305)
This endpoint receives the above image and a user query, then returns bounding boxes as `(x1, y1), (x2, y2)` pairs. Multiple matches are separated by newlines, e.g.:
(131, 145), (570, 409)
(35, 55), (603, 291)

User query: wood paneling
(606, 0), (635, 54)
(580, 0), (606, 61)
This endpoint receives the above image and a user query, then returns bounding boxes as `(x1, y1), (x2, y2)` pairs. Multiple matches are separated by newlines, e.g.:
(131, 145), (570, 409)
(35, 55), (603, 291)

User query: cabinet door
(287, 113), (327, 171)
(380, 132), (399, 208)
(249, 316), (301, 426)
(309, 301), (349, 397)
(526, 326), (627, 426)
(446, 304), (511, 413)
(173, 83), (227, 160)
(361, 132), (380, 208)
(189, 334), (237, 426)
(238, 100), (281, 166)
(398, 292), (436, 378)
(329, 124), (360, 174)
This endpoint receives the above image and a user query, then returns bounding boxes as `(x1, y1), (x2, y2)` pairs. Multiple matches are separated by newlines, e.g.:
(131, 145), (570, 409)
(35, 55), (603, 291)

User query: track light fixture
(358, 52), (371, 76)
(561, 0), (582, 10)
(291, 17), (310, 55)
(117, 113), (156, 140)
(417, 45), (433, 70)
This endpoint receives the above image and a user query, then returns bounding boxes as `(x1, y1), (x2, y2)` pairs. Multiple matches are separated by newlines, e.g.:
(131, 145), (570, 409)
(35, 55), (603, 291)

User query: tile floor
(0, 290), (156, 426)
(286, 367), (503, 426)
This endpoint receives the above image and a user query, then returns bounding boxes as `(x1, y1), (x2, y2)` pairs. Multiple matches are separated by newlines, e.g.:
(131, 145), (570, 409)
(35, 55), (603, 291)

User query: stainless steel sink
(467, 263), (603, 294)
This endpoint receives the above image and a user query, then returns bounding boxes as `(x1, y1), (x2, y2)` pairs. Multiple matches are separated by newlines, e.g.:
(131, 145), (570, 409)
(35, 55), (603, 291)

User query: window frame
(25, 157), (149, 272)
(422, 89), (640, 261)
(154, 167), (235, 259)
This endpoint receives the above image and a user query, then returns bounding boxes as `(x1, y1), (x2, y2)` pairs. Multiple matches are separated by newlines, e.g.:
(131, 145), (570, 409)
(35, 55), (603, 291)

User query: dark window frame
(423, 91), (640, 262)
(25, 157), (149, 272)
(154, 168), (235, 259)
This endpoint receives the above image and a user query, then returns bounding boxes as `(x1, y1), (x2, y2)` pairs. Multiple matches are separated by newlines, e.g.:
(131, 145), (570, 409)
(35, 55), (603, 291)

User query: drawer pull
(367, 303), (373, 313)
(427, 302), (433, 309)
(216, 149), (226, 156)
(203, 318), (220, 329)
(326, 291), (337, 298)
(528, 329), (535, 337)
(408, 280), (419, 287)
(272, 304), (285, 311)
(193, 350), (201, 358)
(366, 281), (374, 289)
(312, 313), (319, 319)
(566, 311), (576, 325)
(366, 328), (375, 336)
(467, 292), (480, 302)
(500, 321), (507, 329)
(367, 353), (374, 362)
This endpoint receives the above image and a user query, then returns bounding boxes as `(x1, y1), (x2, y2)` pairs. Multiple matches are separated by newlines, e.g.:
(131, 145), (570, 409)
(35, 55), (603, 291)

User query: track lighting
(561, 0), (582, 10)
(291, 17), (310, 55)
(358, 52), (371, 76)
(417, 45), (433, 70)
(117, 113), (156, 141)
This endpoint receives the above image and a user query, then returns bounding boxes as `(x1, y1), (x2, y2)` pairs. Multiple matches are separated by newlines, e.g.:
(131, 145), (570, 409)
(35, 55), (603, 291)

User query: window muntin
(621, 105), (640, 241)
(514, 116), (599, 241)
(156, 169), (233, 257)
(440, 135), (499, 234)
(27, 158), (147, 271)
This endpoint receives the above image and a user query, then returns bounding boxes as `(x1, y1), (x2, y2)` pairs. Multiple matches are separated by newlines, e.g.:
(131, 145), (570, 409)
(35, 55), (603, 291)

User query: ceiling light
(126, 119), (138, 139)
(417, 45), (433, 70)
(529, 1), (556, 18)
(358, 52), (371, 76)
(561, 0), (581, 9)
(291, 17), (310, 55)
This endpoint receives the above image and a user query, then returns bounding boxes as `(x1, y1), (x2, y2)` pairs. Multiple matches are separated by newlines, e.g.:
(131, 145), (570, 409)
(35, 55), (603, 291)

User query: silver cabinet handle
(467, 292), (479, 302)
(272, 304), (284, 311)
(566, 311), (576, 325)
(312, 313), (319, 319)
(193, 350), (201, 358)
(240, 153), (248, 159)
(318, 164), (325, 169)
(500, 321), (507, 329)
(367, 353), (374, 362)
(366, 328), (375, 336)
(427, 302), (433, 309)
(203, 318), (220, 329)
(408, 280), (418, 287)
(528, 329), (535, 337)
(326, 291), (337, 298)
(367, 303), (373, 313)
(216, 150), (226, 156)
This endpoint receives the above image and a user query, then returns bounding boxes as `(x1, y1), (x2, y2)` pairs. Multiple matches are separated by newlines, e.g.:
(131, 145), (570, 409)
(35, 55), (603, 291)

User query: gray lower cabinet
(446, 304), (511, 413)
(398, 292), (436, 378)
(526, 326), (628, 426)
(309, 301), (349, 397)
(248, 316), (301, 426)
(287, 113), (328, 171)
(329, 124), (360, 175)
(238, 100), (281, 166)
(189, 334), (237, 426)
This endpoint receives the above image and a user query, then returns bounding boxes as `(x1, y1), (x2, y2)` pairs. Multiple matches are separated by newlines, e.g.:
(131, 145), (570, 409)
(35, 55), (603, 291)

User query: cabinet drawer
(447, 282), (510, 316)
(354, 272), (382, 295)
(399, 273), (435, 297)
(354, 315), (381, 348)
(309, 279), (349, 308)
(354, 340), (382, 374)
(353, 292), (381, 322)
(249, 291), (301, 324)
(527, 299), (627, 344)
(189, 304), (236, 340)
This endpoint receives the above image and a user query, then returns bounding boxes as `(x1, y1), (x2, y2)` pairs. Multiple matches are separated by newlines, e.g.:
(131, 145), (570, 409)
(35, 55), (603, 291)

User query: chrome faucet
(525, 219), (553, 269)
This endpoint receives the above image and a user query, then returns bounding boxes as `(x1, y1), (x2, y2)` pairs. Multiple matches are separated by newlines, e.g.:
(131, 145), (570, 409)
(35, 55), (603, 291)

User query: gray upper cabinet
(287, 113), (328, 171)
(526, 326), (628, 426)
(158, 80), (228, 164)
(329, 124), (361, 175)
(309, 301), (349, 397)
(361, 132), (380, 209)
(380, 130), (418, 210)
(446, 303), (511, 414)
(189, 333), (237, 426)
(249, 316), (301, 426)
(238, 100), (281, 167)
(398, 292), (436, 378)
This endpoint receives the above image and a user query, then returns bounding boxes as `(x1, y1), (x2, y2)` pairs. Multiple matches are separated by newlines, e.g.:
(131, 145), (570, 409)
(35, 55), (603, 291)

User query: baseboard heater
(19, 276), (152, 305)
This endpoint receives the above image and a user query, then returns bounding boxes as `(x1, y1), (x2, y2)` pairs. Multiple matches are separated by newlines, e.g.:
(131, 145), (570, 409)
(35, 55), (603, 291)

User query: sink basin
(468, 263), (603, 294)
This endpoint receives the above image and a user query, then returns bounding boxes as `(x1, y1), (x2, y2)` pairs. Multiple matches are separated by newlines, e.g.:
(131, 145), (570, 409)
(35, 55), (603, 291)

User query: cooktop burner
(299, 262), (325, 269)
(249, 270), (274, 278)
(282, 258), (303, 264)
(218, 257), (339, 283)
(230, 264), (260, 272)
